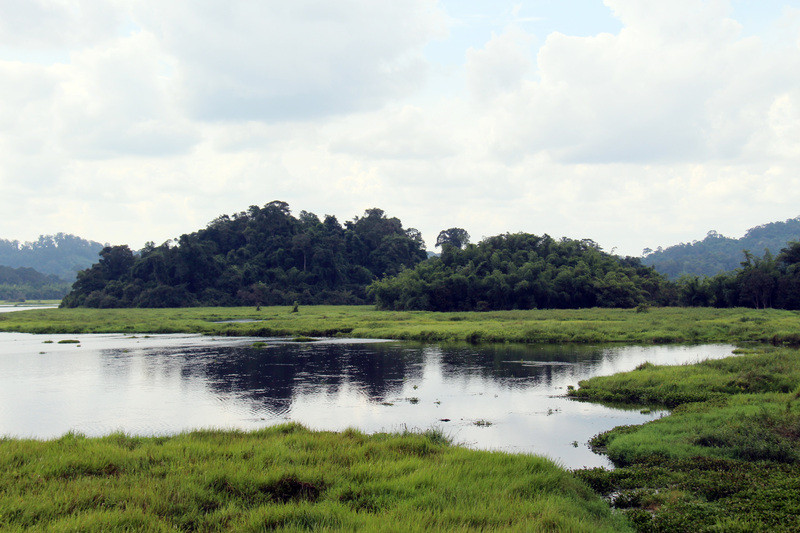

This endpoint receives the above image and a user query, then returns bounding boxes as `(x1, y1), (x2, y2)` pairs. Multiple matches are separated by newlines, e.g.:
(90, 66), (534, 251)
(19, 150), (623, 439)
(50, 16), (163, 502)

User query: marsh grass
(0, 424), (629, 532)
(1, 305), (799, 344)
(572, 346), (800, 531)
(568, 347), (800, 406)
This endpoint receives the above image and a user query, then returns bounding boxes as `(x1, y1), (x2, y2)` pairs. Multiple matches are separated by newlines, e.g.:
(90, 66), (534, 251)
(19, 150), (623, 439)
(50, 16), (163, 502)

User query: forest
(61, 202), (427, 308)
(369, 233), (671, 311)
(0, 233), (104, 281)
(57, 202), (800, 311)
(643, 216), (800, 278)
(0, 265), (71, 301)
(371, 235), (800, 311)
(675, 243), (800, 309)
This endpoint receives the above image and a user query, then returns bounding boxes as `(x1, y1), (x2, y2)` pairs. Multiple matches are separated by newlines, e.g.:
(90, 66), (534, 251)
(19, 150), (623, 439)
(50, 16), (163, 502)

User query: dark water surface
(0, 333), (735, 468)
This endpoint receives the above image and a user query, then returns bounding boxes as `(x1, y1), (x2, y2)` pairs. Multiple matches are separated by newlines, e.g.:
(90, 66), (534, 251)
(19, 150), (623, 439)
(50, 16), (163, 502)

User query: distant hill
(0, 233), (105, 281)
(642, 217), (800, 279)
(0, 265), (72, 300)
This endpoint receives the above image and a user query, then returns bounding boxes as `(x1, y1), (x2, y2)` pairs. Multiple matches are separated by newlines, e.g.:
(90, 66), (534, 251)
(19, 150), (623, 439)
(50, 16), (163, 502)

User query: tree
(436, 228), (470, 250)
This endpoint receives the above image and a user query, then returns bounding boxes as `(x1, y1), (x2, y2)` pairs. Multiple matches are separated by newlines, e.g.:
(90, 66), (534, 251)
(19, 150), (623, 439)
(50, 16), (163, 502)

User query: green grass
(1, 305), (799, 344)
(568, 346), (800, 406)
(0, 424), (629, 532)
(570, 346), (800, 531)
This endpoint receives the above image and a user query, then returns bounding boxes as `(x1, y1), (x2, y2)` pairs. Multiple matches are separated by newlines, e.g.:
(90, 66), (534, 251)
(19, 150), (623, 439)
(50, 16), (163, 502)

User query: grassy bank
(570, 346), (800, 531)
(0, 424), (628, 532)
(1, 305), (799, 344)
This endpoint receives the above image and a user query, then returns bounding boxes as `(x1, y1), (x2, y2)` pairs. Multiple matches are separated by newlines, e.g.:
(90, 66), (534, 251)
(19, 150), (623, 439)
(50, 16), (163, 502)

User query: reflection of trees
(188, 343), (424, 413)
(99, 341), (614, 416)
(435, 343), (610, 386)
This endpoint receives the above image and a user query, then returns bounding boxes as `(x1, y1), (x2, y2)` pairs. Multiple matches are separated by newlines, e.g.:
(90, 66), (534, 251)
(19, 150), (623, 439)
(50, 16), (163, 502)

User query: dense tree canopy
(61, 202), (428, 308)
(673, 242), (800, 309)
(368, 233), (673, 311)
(643, 217), (800, 279)
(435, 228), (470, 250)
(0, 265), (71, 300)
(0, 233), (104, 281)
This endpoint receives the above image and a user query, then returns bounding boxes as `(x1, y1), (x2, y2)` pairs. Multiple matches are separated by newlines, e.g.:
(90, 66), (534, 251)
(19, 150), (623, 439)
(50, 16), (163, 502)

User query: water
(0, 305), (58, 313)
(0, 332), (735, 468)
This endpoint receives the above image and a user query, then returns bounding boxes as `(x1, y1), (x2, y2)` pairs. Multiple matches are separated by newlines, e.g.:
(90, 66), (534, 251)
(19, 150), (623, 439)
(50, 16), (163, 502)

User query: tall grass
(0, 424), (629, 532)
(572, 346), (800, 531)
(568, 346), (800, 406)
(1, 305), (799, 344)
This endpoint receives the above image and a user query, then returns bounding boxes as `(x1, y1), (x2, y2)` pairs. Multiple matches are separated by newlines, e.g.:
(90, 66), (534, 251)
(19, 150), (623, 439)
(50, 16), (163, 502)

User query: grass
(568, 346), (800, 406)
(570, 346), (800, 532)
(0, 305), (799, 344)
(0, 424), (630, 532)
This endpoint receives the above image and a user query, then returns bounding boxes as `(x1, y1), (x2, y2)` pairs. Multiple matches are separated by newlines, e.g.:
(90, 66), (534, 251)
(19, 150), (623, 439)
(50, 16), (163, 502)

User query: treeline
(61, 202), (800, 311)
(369, 233), (672, 311)
(0, 233), (105, 281)
(676, 243), (800, 309)
(0, 265), (71, 301)
(643, 217), (800, 279)
(61, 202), (427, 308)
(369, 233), (800, 312)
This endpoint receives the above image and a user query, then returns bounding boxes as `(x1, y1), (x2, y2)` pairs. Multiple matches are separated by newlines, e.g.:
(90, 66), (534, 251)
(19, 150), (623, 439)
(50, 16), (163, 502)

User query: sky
(1, 0), (799, 256)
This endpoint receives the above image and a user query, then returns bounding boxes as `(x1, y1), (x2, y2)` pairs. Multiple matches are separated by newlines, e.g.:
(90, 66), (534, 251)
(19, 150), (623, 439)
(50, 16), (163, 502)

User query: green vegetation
(571, 346), (800, 531)
(0, 265), (71, 301)
(1, 306), (799, 344)
(643, 216), (800, 278)
(371, 232), (800, 311)
(568, 347), (800, 406)
(0, 424), (629, 532)
(369, 233), (672, 311)
(671, 241), (800, 309)
(61, 202), (427, 308)
(0, 233), (104, 281)
(53, 205), (800, 313)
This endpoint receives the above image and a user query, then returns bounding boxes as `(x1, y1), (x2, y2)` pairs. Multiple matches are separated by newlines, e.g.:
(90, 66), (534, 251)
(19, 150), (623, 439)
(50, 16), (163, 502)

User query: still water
(0, 333), (735, 468)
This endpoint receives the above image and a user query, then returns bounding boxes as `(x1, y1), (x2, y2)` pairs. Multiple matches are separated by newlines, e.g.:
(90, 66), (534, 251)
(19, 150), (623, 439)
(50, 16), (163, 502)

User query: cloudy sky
(1, 0), (799, 256)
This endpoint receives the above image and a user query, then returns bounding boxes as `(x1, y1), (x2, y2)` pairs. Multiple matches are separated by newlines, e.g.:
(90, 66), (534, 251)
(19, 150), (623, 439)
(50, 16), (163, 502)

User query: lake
(0, 332), (735, 469)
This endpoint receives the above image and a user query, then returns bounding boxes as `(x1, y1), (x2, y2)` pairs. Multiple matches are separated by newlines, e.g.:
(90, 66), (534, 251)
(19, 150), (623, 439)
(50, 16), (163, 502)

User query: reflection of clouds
(0, 333), (733, 468)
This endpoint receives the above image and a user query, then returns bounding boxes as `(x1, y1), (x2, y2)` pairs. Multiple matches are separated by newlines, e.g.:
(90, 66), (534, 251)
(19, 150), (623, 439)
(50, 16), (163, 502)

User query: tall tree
(436, 228), (470, 250)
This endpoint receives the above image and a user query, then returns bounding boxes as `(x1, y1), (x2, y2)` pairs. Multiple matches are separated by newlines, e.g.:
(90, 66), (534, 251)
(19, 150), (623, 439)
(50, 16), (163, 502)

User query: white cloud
(470, 0), (800, 165)
(0, 0), (126, 49)
(1, 0), (800, 260)
(466, 25), (533, 101)
(53, 32), (198, 159)
(131, 0), (447, 121)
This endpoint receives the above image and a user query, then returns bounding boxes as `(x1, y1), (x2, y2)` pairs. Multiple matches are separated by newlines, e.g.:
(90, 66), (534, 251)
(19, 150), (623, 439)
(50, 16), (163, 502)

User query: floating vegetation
(474, 419), (493, 427)
(57, 339), (80, 344)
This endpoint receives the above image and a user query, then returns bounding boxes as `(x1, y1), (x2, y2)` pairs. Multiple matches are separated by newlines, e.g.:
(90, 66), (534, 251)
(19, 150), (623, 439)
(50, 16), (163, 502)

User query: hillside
(642, 217), (800, 279)
(0, 233), (105, 281)
(0, 265), (71, 300)
(61, 202), (427, 308)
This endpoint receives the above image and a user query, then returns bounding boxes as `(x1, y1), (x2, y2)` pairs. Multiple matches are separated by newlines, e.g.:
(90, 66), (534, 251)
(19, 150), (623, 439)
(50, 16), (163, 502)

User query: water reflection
(0, 333), (735, 469)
